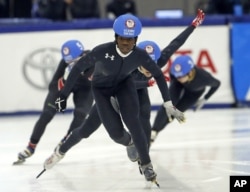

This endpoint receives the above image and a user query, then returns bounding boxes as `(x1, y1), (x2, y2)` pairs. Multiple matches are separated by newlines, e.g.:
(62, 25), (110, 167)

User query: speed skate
(13, 158), (25, 165)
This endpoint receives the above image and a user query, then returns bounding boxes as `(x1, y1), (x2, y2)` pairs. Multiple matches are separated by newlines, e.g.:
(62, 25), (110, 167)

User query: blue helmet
(113, 14), (142, 38)
(61, 40), (84, 63)
(170, 55), (195, 78)
(137, 40), (161, 62)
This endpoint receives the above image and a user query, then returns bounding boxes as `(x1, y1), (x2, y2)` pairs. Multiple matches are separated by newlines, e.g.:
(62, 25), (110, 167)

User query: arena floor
(1, 108), (250, 192)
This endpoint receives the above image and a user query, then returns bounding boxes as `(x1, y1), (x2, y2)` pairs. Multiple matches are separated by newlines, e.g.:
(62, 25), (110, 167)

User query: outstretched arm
(158, 9), (205, 68)
(194, 72), (221, 111)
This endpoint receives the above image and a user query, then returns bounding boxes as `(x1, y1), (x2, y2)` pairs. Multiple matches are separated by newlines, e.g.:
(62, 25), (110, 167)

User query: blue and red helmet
(170, 55), (195, 78)
(113, 14), (142, 38)
(137, 40), (161, 62)
(61, 40), (84, 63)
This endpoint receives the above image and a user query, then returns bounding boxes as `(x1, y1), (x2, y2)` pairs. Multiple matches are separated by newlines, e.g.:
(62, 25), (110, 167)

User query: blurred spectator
(9, 0), (33, 18)
(0, 0), (33, 18)
(32, 0), (100, 21)
(34, 0), (67, 21)
(242, 0), (250, 13)
(65, 0), (100, 19)
(106, 0), (137, 19)
(1, 0), (34, 18)
(0, 0), (8, 18)
(205, 0), (235, 14)
(202, 0), (246, 15)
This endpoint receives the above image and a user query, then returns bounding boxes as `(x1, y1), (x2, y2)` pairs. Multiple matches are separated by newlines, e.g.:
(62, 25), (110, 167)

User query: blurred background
(1, 2), (250, 192)
(0, 0), (250, 116)
(0, 0), (249, 19)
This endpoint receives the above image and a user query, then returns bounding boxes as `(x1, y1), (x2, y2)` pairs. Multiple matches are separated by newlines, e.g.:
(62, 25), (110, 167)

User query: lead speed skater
(40, 13), (185, 186)
(38, 9), (206, 187)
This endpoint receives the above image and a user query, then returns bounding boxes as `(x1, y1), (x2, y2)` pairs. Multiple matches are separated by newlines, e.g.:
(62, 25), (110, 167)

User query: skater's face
(116, 36), (136, 54)
(66, 56), (81, 65)
(176, 69), (195, 83)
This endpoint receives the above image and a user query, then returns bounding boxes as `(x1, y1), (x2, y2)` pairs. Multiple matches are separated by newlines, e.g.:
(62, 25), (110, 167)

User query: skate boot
(150, 130), (158, 145)
(53, 140), (63, 152)
(126, 140), (139, 162)
(141, 163), (157, 181)
(44, 144), (65, 170)
(13, 143), (36, 165)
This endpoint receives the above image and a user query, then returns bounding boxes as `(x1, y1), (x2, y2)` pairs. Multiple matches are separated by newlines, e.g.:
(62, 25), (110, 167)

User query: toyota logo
(22, 48), (61, 90)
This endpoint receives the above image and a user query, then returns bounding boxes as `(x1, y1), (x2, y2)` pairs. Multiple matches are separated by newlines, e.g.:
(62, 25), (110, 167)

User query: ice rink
(1, 108), (250, 192)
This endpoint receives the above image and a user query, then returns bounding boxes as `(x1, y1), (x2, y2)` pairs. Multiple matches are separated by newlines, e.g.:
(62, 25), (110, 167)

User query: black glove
(55, 95), (67, 112)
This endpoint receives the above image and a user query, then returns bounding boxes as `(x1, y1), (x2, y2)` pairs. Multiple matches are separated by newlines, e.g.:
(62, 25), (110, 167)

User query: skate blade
(144, 179), (160, 190)
(36, 169), (46, 179)
(137, 161), (143, 175)
(152, 179), (160, 188)
(13, 159), (25, 165)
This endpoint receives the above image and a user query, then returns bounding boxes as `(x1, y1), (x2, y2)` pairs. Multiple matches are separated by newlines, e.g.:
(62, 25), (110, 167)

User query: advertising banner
(0, 26), (234, 114)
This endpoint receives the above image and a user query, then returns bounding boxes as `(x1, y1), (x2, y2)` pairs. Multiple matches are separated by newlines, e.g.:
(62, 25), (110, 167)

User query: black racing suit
(29, 58), (94, 145)
(152, 66), (221, 132)
(59, 25), (196, 165)
(60, 26), (197, 160)
(59, 70), (152, 155)
(59, 41), (171, 165)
